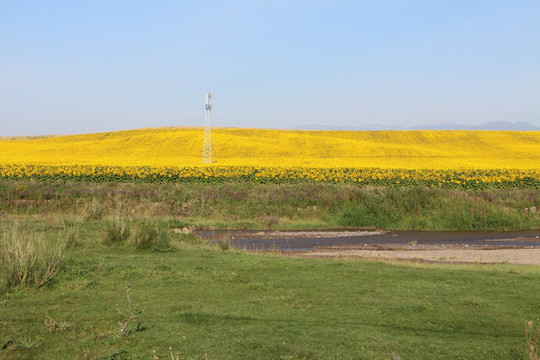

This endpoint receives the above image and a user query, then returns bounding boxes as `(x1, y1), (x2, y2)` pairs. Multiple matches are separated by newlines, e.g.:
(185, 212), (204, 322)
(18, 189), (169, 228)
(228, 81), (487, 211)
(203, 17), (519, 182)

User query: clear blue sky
(1, 0), (539, 135)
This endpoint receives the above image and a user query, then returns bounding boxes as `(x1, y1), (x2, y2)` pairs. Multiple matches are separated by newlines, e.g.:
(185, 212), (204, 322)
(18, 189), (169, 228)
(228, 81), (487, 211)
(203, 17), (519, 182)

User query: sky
(1, 0), (539, 136)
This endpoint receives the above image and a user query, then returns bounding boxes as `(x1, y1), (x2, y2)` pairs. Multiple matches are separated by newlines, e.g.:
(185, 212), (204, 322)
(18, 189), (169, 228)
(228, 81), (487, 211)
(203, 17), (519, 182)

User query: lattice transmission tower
(202, 92), (213, 164)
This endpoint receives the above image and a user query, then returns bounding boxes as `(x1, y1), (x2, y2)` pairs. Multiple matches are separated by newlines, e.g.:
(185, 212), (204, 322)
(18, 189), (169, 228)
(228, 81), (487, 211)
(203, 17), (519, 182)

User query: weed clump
(130, 221), (171, 251)
(116, 284), (148, 336)
(101, 218), (173, 251)
(63, 222), (80, 249)
(219, 239), (230, 250)
(102, 217), (131, 246)
(0, 226), (65, 292)
(83, 197), (104, 220)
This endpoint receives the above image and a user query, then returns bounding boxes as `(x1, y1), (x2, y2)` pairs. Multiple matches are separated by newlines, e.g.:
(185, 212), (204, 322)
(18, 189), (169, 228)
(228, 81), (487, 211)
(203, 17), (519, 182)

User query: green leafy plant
(17, 337), (42, 349)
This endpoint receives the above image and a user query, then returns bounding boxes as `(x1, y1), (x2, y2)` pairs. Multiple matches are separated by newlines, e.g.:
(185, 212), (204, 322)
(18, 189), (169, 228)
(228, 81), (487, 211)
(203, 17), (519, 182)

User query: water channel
(199, 229), (540, 252)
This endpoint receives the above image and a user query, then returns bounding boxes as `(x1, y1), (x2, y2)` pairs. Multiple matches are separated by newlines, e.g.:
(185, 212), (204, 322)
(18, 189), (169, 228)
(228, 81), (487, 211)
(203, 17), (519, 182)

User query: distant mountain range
(294, 121), (540, 131)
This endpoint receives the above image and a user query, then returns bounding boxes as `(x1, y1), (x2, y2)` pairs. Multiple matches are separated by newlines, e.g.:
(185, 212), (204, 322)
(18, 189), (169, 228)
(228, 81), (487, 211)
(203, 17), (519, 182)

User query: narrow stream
(199, 229), (540, 251)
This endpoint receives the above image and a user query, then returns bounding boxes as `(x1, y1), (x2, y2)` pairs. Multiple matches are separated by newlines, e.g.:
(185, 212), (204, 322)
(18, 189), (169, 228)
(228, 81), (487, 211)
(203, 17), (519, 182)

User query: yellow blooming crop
(0, 164), (537, 189)
(0, 128), (539, 189)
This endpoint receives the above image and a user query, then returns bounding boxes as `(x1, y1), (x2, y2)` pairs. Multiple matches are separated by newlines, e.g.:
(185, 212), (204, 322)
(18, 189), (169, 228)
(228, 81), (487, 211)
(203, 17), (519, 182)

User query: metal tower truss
(202, 92), (213, 164)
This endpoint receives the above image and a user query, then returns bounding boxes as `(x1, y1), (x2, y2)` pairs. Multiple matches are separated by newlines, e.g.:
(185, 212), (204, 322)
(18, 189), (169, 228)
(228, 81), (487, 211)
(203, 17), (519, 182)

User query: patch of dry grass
(0, 225), (65, 291)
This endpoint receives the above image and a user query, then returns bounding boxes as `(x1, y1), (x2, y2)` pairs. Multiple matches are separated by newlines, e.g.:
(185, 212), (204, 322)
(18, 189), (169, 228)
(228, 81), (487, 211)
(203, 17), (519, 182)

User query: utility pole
(202, 92), (213, 164)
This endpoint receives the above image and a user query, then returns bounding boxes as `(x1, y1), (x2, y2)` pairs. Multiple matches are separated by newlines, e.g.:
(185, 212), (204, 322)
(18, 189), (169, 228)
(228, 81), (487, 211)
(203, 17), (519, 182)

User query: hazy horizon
(1, 1), (539, 136)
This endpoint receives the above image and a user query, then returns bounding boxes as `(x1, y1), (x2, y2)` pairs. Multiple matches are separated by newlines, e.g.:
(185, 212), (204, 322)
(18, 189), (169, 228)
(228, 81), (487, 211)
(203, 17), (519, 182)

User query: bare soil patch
(300, 243), (540, 265)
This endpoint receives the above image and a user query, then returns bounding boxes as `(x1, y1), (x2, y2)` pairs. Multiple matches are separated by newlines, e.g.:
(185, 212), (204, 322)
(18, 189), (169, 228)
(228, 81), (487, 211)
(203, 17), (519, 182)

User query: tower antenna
(202, 92), (213, 164)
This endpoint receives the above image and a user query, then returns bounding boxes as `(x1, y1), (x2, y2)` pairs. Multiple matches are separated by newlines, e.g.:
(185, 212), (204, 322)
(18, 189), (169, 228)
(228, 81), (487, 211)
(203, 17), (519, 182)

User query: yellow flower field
(0, 128), (538, 188)
(1, 127), (539, 168)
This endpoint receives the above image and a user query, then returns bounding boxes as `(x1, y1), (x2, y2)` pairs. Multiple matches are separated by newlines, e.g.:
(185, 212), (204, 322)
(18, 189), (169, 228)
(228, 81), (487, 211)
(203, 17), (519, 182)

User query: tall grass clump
(62, 221), (80, 249)
(130, 221), (171, 251)
(83, 197), (104, 220)
(102, 217), (131, 246)
(0, 226), (65, 292)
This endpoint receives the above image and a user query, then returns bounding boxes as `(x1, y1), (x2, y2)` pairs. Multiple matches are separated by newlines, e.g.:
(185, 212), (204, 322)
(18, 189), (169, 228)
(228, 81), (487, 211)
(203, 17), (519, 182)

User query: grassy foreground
(1, 180), (540, 359)
(1, 217), (540, 360)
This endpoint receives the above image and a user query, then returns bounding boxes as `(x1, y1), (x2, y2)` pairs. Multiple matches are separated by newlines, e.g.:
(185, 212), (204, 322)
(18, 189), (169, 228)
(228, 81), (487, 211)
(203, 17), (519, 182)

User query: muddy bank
(300, 246), (540, 265)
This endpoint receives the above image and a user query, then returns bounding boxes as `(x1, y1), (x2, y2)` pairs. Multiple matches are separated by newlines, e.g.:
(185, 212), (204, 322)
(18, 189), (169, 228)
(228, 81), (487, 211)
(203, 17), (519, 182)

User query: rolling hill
(1, 127), (539, 170)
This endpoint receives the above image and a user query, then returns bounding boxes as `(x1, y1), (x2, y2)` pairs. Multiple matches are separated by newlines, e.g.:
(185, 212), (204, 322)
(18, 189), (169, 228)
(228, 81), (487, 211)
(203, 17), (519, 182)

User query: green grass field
(1, 180), (540, 359)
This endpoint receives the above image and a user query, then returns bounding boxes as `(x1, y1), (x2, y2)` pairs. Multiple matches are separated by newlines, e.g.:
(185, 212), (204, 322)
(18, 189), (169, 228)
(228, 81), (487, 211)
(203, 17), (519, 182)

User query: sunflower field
(0, 128), (538, 189)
